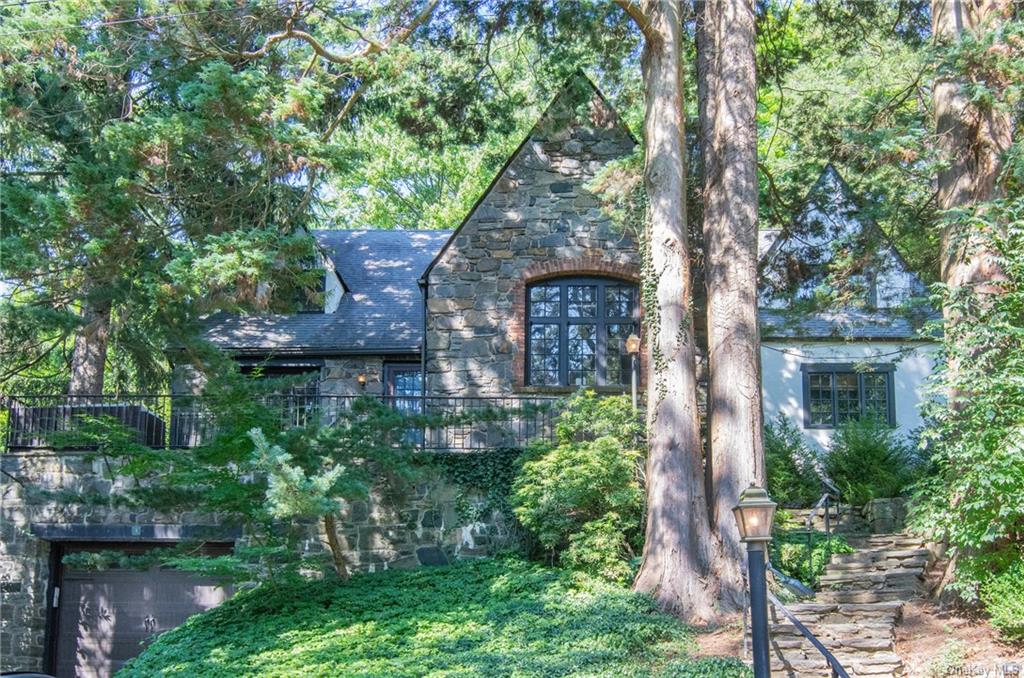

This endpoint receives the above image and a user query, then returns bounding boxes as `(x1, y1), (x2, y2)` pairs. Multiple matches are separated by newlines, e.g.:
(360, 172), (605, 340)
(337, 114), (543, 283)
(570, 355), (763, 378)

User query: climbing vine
(430, 447), (523, 522)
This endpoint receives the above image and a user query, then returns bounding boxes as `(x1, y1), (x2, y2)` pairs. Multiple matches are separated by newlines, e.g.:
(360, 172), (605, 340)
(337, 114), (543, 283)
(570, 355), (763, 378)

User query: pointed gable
(422, 71), (639, 396)
(760, 165), (927, 311)
(423, 71), (636, 281)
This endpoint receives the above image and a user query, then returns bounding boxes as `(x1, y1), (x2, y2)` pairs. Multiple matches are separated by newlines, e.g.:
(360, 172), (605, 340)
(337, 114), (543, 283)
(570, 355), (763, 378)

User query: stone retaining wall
(0, 449), (503, 672)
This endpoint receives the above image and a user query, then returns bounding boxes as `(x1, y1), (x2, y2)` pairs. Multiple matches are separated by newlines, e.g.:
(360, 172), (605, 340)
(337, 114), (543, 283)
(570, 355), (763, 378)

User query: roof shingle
(203, 229), (452, 355)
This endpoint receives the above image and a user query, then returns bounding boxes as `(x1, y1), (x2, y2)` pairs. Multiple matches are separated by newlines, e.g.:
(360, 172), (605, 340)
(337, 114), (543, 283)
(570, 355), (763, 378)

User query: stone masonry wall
(426, 76), (640, 397)
(0, 449), (502, 672)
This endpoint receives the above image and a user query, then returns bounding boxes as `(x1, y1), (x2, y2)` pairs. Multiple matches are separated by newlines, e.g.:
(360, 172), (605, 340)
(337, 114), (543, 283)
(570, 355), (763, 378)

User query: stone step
(817, 587), (920, 604)
(848, 535), (926, 549)
(831, 548), (930, 564)
(771, 650), (903, 677)
(766, 532), (927, 678)
(825, 557), (929, 572)
(780, 601), (903, 624)
(819, 571), (923, 588)
(771, 622), (895, 644)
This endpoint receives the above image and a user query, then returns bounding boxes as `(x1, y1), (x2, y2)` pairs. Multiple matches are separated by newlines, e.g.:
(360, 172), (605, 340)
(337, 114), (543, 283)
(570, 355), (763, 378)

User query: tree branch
(614, 0), (658, 44)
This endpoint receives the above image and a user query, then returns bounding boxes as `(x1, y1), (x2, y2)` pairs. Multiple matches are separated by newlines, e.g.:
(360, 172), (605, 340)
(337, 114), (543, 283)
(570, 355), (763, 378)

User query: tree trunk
(697, 0), (765, 612)
(619, 0), (723, 624)
(67, 300), (112, 396)
(933, 0), (1013, 296)
(932, 0), (1014, 400)
(322, 513), (351, 581)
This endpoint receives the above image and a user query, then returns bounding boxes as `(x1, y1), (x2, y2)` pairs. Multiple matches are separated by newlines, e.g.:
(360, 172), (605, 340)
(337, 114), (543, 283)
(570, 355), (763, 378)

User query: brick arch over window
(509, 256), (643, 389)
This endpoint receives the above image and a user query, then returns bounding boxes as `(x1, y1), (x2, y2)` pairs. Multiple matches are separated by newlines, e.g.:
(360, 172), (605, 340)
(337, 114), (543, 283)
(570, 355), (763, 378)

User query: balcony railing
(1, 394), (563, 453)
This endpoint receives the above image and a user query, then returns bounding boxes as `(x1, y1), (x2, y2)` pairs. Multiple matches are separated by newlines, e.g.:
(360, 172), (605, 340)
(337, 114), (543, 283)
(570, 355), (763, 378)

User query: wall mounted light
(625, 334), (641, 411)
(357, 374), (366, 390)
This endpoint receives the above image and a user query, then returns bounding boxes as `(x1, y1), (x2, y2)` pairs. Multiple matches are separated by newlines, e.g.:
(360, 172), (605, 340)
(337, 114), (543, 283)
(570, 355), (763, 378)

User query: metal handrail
(802, 478), (846, 582)
(767, 589), (851, 678)
(768, 562), (814, 599)
(1, 393), (565, 452)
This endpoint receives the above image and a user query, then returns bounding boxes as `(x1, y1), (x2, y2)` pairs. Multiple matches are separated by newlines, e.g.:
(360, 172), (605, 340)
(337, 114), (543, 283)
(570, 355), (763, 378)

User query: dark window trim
(800, 362), (896, 429)
(525, 276), (638, 388)
(384, 362), (422, 397)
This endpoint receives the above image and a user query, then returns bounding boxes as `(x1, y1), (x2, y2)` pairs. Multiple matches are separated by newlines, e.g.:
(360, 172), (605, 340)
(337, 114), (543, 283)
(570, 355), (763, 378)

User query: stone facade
(320, 357), (387, 396)
(0, 449), (503, 673)
(425, 78), (640, 397)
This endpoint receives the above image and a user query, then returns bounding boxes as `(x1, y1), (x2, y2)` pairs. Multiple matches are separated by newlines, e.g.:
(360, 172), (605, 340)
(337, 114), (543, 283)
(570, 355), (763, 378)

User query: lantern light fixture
(625, 334), (641, 355)
(732, 485), (777, 543)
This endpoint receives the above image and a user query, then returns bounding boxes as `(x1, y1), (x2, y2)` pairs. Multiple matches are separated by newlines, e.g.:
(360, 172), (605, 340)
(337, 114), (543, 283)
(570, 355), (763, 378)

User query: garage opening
(47, 542), (233, 678)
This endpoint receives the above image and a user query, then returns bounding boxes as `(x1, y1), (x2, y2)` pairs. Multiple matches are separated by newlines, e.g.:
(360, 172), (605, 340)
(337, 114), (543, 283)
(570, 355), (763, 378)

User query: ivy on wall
(429, 447), (523, 523)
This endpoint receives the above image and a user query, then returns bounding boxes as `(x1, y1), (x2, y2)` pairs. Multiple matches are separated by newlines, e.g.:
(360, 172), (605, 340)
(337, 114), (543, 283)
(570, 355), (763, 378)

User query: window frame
(800, 362), (896, 429)
(525, 276), (639, 388)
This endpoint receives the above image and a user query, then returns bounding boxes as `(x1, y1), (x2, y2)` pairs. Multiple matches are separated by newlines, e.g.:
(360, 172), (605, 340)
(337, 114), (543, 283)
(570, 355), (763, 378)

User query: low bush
(764, 416), (822, 507)
(825, 416), (920, 506)
(980, 560), (1024, 643)
(512, 435), (643, 582)
(511, 391), (644, 583)
(119, 559), (748, 678)
(771, 530), (854, 589)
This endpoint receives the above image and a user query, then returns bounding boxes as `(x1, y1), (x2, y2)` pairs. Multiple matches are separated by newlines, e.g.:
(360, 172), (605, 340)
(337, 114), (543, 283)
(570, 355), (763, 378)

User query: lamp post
(732, 485), (777, 678)
(625, 333), (641, 411)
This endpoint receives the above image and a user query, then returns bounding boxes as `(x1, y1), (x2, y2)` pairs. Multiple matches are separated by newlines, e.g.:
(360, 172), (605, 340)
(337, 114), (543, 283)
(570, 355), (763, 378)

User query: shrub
(923, 639), (968, 678)
(511, 391), (644, 582)
(512, 435), (643, 581)
(824, 416), (919, 506)
(764, 416), (822, 507)
(771, 531), (854, 588)
(119, 559), (707, 678)
(980, 560), (1024, 643)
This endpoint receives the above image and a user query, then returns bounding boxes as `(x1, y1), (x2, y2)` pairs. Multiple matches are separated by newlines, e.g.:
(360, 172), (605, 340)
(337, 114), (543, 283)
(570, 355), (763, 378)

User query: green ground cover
(119, 559), (748, 678)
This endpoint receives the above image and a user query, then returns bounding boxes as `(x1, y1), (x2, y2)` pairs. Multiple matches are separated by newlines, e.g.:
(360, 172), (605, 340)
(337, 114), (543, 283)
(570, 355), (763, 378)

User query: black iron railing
(803, 477), (845, 578)
(767, 588), (851, 678)
(1, 394), (563, 452)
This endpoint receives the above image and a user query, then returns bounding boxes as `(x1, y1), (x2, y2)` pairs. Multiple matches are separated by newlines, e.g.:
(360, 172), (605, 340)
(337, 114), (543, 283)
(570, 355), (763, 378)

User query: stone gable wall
(426, 83), (640, 397)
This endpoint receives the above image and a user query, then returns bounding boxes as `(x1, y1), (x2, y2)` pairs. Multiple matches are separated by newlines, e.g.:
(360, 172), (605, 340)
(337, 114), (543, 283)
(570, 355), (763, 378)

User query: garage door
(53, 545), (232, 678)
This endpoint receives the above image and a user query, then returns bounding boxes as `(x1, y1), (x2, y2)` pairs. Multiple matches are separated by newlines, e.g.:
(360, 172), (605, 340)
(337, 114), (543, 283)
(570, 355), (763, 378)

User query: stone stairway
(769, 532), (931, 677)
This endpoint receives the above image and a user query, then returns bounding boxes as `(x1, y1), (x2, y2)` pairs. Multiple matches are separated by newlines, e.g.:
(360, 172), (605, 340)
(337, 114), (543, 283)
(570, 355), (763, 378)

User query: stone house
(0, 73), (937, 676)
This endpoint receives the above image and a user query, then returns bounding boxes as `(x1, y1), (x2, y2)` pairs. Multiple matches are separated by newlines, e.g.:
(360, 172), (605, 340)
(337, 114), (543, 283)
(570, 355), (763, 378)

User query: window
(801, 363), (895, 428)
(527, 277), (638, 387)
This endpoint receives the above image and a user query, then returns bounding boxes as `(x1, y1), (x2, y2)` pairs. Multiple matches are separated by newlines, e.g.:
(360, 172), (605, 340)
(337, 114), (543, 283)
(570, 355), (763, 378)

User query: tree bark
(697, 0), (765, 612)
(933, 0), (1013, 300)
(932, 0), (1014, 405)
(67, 300), (112, 396)
(322, 513), (351, 581)
(618, 0), (723, 624)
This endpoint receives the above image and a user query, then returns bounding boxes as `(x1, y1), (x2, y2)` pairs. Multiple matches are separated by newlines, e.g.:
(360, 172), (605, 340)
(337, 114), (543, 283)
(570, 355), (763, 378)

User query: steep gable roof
(421, 69), (636, 282)
(203, 229), (451, 355)
(760, 164), (928, 310)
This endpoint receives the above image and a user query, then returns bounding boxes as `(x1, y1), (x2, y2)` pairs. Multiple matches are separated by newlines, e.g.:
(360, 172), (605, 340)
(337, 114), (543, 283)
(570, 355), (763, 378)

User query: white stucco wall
(760, 341), (939, 452)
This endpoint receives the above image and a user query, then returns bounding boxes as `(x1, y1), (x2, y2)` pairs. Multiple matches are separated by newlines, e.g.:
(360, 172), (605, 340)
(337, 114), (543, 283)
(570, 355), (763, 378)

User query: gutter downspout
(418, 277), (428, 403)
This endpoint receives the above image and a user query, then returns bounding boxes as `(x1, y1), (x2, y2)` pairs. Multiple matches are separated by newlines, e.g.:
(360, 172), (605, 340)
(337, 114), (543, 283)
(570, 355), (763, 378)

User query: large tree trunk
(67, 300), (111, 395)
(932, 0), (1014, 402)
(933, 0), (1013, 296)
(618, 0), (723, 624)
(697, 0), (764, 612)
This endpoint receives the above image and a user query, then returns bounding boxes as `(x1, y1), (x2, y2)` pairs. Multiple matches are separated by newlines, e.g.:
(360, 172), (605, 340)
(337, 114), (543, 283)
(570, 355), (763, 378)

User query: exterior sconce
(625, 334), (641, 410)
(357, 374), (366, 390)
(625, 334), (641, 355)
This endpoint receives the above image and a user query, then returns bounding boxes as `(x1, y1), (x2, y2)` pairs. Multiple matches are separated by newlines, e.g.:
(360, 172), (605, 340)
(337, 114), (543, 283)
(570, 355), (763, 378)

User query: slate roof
(759, 308), (937, 341)
(203, 229), (452, 355)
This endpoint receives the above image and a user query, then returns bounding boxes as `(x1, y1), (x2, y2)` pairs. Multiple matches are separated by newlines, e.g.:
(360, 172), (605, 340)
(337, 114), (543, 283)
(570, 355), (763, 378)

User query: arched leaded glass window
(526, 277), (639, 387)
